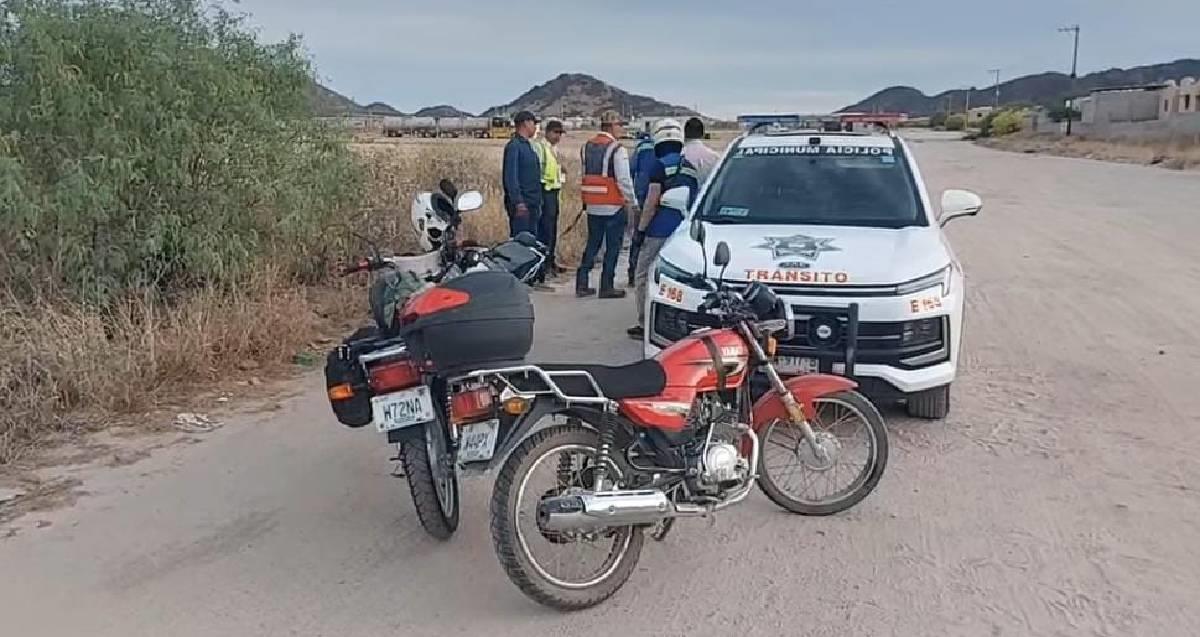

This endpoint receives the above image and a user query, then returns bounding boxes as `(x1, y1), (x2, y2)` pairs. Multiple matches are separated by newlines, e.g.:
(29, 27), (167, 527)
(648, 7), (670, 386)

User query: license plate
(372, 386), (435, 433)
(457, 418), (500, 463)
(775, 356), (820, 376)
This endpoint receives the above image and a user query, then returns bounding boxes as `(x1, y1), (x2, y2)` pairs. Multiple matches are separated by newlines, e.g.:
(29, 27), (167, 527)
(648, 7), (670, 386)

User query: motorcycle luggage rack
(462, 365), (612, 406)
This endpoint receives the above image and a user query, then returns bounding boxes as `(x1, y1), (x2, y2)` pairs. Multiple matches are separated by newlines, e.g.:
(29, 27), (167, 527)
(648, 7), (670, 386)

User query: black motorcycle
(324, 179), (545, 539)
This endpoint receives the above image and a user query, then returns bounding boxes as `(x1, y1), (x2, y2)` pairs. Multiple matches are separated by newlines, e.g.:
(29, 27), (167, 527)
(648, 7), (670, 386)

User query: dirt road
(4, 137), (1200, 636)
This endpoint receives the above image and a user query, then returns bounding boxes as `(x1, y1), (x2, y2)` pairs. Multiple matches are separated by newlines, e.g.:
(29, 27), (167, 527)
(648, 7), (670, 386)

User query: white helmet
(410, 192), (449, 253)
(652, 118), (685, 147)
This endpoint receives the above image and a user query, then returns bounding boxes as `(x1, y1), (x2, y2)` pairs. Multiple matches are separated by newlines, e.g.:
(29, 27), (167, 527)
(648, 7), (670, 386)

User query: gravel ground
(2, 136), (1200, 636)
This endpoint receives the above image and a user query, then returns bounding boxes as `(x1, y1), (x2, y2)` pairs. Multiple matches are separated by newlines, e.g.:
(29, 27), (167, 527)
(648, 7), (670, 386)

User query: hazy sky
(234, 0), (1200, 118)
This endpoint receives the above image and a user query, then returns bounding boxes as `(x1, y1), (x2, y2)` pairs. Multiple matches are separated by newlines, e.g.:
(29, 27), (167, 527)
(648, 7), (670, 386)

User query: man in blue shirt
(628, 129), (657, 287)
(628, 119), (699, 340)
(502, 111), (543, 238)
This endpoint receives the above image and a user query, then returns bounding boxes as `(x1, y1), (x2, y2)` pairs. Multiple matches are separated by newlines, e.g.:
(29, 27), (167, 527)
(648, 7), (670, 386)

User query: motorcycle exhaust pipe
(536, 429), (761, 533)
(537, 489), (709, 533)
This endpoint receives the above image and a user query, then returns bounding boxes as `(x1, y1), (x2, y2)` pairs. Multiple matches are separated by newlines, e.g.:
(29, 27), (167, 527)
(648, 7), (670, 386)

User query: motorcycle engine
(685, 395), (749, 493)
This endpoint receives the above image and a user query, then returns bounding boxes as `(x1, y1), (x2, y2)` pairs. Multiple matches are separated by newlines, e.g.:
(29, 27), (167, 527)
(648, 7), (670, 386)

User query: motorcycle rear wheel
(756, 390), (888, 516)
(489, 424), (644, 610)
(400, 418), (460, 540)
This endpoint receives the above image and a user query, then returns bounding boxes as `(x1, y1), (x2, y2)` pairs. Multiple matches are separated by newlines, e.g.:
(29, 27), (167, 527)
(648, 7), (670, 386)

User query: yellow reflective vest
(533, 138), (564, 191)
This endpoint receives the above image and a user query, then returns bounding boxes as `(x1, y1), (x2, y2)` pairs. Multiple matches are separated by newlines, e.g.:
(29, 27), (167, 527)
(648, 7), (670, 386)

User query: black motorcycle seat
(536, 360), (667, 399)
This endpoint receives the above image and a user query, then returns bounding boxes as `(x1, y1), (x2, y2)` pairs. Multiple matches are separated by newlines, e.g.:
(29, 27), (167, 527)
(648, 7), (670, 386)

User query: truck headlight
(654, 257), (707, 289)
(896, 266), (952, 297)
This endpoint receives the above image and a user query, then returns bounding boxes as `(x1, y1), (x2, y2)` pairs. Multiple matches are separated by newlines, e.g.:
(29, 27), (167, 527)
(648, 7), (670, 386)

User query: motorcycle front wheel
(489, 424), (644, 610)
(756, 389), (888, 516)
(400, 417), (460, 540)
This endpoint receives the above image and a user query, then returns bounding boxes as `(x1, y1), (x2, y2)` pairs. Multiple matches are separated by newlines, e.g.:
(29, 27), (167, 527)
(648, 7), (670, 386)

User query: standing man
(576, 110), (638, 299)
(682, 117), (721, 184)
(628, 119), (698, 339)
(502, 111), (543, 239)
(533, 119), (566, 280)
(628, 128), (657, 287)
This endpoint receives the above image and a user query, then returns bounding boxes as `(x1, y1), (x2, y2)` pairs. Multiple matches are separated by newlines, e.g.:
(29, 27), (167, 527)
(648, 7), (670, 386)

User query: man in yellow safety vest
(533, 119), (566, 282)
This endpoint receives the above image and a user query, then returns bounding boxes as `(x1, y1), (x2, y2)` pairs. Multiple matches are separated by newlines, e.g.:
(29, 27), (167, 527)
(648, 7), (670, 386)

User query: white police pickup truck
(646, 129), (981, 419)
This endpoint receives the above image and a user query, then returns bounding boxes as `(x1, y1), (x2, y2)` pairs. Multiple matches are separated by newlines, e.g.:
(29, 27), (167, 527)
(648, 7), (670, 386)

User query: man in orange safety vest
(575, 110), (639, 299)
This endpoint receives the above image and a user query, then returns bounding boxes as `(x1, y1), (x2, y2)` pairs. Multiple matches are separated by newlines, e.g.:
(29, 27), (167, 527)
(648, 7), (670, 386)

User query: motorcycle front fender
(750, 374), (858, 431)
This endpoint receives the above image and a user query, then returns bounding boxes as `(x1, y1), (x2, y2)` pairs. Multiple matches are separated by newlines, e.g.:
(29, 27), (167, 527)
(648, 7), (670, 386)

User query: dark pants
(537, 189), (560, 274)
(576, 211), (627, 292)
(628, 231), (644, 284)
(506, 201), (541, 238)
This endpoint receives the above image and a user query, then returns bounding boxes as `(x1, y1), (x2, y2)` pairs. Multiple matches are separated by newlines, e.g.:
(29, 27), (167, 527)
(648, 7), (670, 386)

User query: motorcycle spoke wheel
(490, 424), (644, 610)
(757, 390), (888, 516)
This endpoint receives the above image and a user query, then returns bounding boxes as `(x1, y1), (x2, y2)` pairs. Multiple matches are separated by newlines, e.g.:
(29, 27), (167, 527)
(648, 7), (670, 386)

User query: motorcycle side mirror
(455, 190), (483, 212)
(439, 179), (458, 200)
(689, 218), (706, 244)
(713, 241), (731, 267)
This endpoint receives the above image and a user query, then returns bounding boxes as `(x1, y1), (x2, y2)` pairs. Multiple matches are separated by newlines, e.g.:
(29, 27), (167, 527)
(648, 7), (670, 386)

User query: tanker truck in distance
(382, 116), (496, 138)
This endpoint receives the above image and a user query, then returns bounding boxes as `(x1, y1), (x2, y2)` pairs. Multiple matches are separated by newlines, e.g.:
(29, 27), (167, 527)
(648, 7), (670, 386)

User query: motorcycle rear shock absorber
(591, 405), (617, 491)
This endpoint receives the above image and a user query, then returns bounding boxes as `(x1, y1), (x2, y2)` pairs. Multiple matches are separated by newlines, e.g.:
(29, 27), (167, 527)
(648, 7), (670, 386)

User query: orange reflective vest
(579, 134), (625, 207)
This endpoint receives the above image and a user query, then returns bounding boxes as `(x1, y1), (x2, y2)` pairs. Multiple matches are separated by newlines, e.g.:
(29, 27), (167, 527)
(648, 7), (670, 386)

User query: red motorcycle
(448, 240), (889, 610)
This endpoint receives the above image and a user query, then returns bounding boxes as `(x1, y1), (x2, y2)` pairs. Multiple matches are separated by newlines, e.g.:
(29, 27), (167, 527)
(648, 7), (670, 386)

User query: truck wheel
(905, 385), (951, 419)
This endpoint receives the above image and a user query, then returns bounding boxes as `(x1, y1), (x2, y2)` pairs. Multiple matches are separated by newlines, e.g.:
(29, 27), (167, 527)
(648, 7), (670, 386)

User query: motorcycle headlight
(654, 257), (707, 289)
(895, 266), (952, 297)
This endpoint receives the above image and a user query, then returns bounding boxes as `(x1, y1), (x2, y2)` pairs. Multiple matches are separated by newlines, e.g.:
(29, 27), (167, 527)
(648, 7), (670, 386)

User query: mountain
(413, 105), (474, 118)
(842, 58), (1200, 116)
(309, 83), (364, 116)
(362, 101), (404, 116)
(481, 73), (699, 118)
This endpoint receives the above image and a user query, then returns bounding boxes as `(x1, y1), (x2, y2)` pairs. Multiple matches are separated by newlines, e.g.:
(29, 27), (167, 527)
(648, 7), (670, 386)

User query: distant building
(1159, 77), (1200, 118)
(1076, 84), (1165, 124)
(967, 106), (994, 125)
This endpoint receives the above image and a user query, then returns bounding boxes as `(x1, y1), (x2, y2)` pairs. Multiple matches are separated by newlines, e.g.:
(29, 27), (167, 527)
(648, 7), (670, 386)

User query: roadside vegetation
(0, 0), (599, 465)
(0, 0), (371, 463)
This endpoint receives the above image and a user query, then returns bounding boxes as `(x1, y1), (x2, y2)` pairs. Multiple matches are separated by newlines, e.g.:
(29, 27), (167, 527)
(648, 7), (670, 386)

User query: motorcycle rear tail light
(451, 386), (494, 424)
(368, 358), (422, 393)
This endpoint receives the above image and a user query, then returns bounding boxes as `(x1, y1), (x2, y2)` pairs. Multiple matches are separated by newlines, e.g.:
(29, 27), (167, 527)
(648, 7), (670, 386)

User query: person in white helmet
(627, 118), (700, 340)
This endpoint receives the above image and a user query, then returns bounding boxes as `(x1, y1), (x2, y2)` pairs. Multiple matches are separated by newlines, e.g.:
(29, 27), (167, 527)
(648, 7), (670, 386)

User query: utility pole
(988, 69), (1001, 109)
(1058, 24), (1081, 136)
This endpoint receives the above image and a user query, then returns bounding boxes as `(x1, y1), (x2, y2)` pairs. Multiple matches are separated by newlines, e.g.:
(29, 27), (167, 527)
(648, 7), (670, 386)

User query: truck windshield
(697, 144), (926, 228)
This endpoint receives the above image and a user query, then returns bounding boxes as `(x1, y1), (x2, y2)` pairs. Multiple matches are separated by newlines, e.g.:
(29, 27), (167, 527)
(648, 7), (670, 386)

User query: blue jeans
(576, 211), (626, 292)
(506, 202), (541, 238)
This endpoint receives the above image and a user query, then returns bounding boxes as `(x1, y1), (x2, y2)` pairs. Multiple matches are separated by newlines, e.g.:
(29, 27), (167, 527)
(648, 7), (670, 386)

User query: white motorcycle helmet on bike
(411, 192), (450, 253)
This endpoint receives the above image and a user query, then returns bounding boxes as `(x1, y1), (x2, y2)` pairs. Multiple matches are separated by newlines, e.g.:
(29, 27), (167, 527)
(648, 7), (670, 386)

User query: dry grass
(352, 135), (593, 264)
(0, 271), (329, 464)
(0, 132), (736, 465)
(981, 133), (1200, 170)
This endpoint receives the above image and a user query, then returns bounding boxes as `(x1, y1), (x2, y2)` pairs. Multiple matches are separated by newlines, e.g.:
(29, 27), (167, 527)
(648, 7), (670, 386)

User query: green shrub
(930, 112), (948, 128)
(944, 115), (966, 131)
(991, 110), (1024, 136)
(0, 0), (363, 304)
